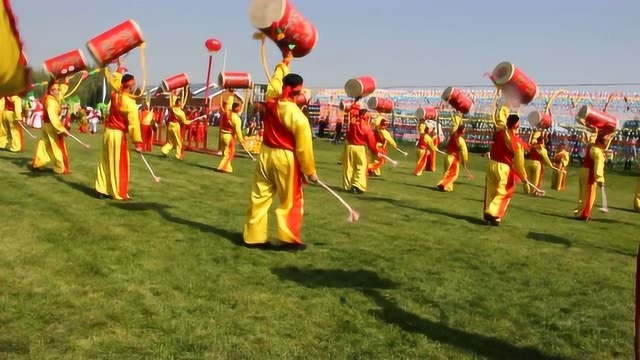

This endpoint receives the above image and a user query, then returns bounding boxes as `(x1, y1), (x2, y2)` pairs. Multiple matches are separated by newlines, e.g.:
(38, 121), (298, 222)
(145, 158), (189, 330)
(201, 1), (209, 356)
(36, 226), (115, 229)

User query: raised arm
(266, 61), (290, 100)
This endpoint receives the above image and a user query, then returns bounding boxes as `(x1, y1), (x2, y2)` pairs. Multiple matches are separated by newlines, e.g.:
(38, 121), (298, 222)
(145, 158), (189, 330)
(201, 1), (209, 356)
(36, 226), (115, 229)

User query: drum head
(367, 97), (378, 110)
(527, 111), (541, 128)
(492, 61), (514, 86)
(441, 86), (454, 101)
(339, 100), (351, 111)
(344, 79), (363, 98)
(415, 107), (425, 120)
(250, 0), (286, 28)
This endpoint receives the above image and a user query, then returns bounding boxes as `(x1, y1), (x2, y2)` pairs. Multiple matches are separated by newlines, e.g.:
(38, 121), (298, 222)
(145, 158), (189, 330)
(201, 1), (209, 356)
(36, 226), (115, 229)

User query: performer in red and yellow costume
(0, 0), (30, 97)
(551, 143), (570, 191)
(161, 98), (192, 160)
(243, 51), (317, 250)
(217, 95), (245, 173)
(32, 80), (70, 173)
(368, 116), (399, 177)
(437, 124), (468, 192)
(139, 104), (154, 152)
(425, 126), (439, 172)
(0, 95), (23, 152)
(342, 106), (379, 194)
(94, 73), (143, 200)
(525, 136), (554, 196)
(414, 124), (438, 176)
(483, 110), (529, 226)
(574, 134), (607, 221)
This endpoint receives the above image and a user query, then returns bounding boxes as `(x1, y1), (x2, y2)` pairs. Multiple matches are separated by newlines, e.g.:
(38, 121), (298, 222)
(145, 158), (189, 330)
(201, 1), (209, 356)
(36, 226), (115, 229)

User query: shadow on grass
(401, 183), (441, 192)
(55, 177), (103, 199)
(0, 155), (31, 168)
(609, 206), (638, 214)
(362, 289), (565, 360)
(272, 266), (562, 360)
(360, 196), (486, 226)
(271, 266), (399, 289)
(183, 162), (217, 172)
(109, 202), (245, 247)
(527, 232), (635, 258)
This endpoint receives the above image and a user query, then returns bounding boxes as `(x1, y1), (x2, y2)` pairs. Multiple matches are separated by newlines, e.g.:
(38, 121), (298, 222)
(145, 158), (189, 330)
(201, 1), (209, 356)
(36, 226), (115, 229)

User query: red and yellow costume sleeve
(141, 111), (153, 126)
(122, 94), (142, 143)
(266, 62), (289, 100)
(494, 106), (509, 130)
(45, 95), (66, 134)
(555, 150), (570, 168)
(507, 132), (528, 182)
(538, 146), (554, 168)
(172, 107), (191, 126)
(381, 129), (398, 149)
(105, 67), (123, 92)
(425, 134), (438, 155)
(0, 0), (29, 97)
(458, 136), (469, 165)
(281, 102), (315, 175)
(231, 112), (245, 143)
(591, 146), (605, 184)
(451, 113), (463, 132)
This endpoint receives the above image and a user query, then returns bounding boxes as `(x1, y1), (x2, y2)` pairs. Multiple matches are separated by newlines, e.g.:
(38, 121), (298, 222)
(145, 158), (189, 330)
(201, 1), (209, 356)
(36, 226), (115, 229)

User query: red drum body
(367, 97), (393, 113)
(339, 99), (352, 111)
(249, 0), (317, 58)
(87, 20), (144, 66)
(441, 87), (472, 114)
(162, 73), (190, 92)
(344, 76), (376, 98)
(577, 106), (618, 135)
(491, 62), (538, 105)
(415, 107), (438, 120)
(43, 49), (87, 79)
(219, 72), (252, 89)
(527, 111), (552, 129)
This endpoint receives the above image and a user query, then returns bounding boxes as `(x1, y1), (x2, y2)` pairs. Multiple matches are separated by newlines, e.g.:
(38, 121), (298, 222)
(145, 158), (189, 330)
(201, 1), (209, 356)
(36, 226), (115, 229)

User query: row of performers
(6, 51), (640, 249)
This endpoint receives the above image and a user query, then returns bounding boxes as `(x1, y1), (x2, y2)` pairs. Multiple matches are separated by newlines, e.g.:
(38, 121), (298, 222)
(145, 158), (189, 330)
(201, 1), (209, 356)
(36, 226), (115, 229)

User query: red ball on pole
(205, 38), (222, 53)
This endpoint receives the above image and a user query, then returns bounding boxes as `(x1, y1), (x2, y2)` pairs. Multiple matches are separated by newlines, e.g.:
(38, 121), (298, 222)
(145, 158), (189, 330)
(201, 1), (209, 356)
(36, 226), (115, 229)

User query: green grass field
(0, 130), (638, 359)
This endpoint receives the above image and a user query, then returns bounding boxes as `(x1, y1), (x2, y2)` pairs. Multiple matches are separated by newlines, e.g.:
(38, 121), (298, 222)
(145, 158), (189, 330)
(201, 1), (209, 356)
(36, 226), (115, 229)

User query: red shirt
(262, 100), (295, 152)
(346, 118), (378, 154)
(446, 132), (461, 155)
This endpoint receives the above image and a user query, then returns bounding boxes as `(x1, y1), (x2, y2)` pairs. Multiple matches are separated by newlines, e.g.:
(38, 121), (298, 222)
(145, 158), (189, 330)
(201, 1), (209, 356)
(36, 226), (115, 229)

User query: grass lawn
(0, 130), (638, 359)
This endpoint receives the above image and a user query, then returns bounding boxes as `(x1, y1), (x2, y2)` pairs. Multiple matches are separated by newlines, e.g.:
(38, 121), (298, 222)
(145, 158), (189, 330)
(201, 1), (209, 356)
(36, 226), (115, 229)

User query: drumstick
(436, 149), (447, 156)
(139, 153), (161, 183)
(17, 121), (36, 139)
(316, 180), (360, 222)
(395, 148), (408, 157)
(526, 180), (545, 196)
(240, 143), (256, 161)
(67, 133), (90, 149)
(464, 165), (475, 181)
(599, 185), (609, 213)
(551, 165), (567, 174)
(380, 154), (398, 167)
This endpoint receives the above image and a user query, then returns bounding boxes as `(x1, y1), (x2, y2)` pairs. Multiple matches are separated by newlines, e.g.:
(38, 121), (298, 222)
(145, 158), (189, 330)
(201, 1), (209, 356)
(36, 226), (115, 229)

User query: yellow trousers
(0, 112), (23, 152)
(414, 148), (428, 176)
(32, 123), (69, 174)
(338, 141), (347, 163)
(342, 144), (369, 191)
(95, 129), (130, 200)
(161, 122), (184, 160)
(368, 150), (385, 176)
(437, 155), (459, 192)
(634, 178), (640, 212)
(525, 160), (543, 195)
(551, 167), (566, 191)
(244, 147), (305, 244)
(576, 168), (597, 219)
(217, 132), (236, 173)
(483, 160), (516, 219)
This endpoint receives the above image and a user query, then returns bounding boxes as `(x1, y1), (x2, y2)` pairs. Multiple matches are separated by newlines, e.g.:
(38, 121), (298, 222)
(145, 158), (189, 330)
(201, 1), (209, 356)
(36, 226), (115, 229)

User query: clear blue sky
(12, 0), (640, 88)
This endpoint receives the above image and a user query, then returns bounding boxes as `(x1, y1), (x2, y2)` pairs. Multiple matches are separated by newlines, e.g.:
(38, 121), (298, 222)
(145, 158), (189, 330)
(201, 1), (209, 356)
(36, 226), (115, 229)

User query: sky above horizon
(12, 0), (640, 90)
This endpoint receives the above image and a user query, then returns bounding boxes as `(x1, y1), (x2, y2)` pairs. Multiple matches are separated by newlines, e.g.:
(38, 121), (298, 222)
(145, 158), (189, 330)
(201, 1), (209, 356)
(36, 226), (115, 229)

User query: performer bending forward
(243, 52), (318, 250)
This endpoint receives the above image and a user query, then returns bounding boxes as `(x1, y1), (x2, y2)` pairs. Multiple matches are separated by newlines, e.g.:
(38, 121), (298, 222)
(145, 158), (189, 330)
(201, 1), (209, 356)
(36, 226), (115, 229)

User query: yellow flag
(0, 0), (30, 97)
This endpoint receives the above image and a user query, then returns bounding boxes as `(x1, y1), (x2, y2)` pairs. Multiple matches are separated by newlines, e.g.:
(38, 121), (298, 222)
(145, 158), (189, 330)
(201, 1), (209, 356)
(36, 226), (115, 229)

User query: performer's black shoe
(351, 186), (364, 195)
(244, 242), (273, 250)
(437, 184), (445, 192)
(273, 242), (307, 252)
(96, 192), (110, 200)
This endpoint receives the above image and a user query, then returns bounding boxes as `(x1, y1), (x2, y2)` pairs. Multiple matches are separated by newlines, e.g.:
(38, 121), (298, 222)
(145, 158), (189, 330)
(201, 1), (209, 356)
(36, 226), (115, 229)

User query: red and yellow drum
(339, 99), (353, 112)
(491, 62), (538, 105)
(576, 106), (618, 135)
(367, 97), (394, 113)
(219, 72), (252, 89)
(527, 111), (552, 129)
(345, 76), (376, 98)
(161, 73), (190, 92)
(415, 107), (438, 121)
(86, 20), (144, 67)
(43, 49), (88, 79)
(442, 87), (472, 114)
(249, 0), (317, 58)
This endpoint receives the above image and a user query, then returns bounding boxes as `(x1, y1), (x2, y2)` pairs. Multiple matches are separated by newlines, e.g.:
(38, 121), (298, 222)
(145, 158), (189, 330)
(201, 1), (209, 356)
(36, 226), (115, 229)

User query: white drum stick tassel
(316, 180), (360, 222)
(380, 154), (398, 167)
(68, 133), (90, 149)
(18, 121), (36, 139)
(139, 153), (161, 183)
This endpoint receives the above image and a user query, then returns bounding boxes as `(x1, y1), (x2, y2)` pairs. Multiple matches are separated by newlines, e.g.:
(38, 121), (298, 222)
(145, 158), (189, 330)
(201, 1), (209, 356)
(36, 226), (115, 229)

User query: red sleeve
(366, 127), (379, 155)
